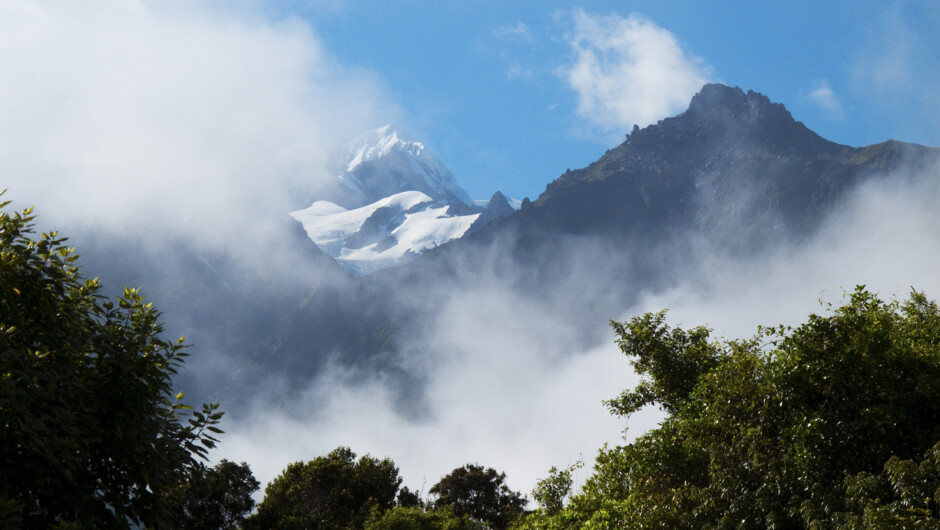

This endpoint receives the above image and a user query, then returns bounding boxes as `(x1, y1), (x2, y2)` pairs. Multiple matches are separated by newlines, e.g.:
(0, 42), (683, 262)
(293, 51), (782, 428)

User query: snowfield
(288, 126), (504, 275)
(291, 191), (480, 276)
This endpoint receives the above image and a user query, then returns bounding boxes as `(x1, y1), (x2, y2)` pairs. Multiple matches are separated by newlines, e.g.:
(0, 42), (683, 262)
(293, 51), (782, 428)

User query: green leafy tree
(530, 463), (579, 517)
(430, 464), (526, 529)
(834, 441), (940, 528)
(246, 446), (402, 529)
(170, 459), (260, 529)
(364, 506), (484, 530)
(605, 310), (720, 416)
(0, 198), (223, 528)
(518, 287), (940, 529)
(395, 486), (424, 509)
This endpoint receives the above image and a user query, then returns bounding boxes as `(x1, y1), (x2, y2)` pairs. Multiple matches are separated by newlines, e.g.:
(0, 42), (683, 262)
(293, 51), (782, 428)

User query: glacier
(290, 126), (505, 275)
(291, 191), (480, 276)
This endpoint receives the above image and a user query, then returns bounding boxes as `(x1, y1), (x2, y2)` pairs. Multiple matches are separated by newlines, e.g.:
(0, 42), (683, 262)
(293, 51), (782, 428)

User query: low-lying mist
(211, 158), (940, 498)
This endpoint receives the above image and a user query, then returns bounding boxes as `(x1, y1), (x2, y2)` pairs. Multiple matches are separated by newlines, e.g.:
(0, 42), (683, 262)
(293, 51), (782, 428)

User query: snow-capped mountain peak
(289, 126), (514, 275)
(340, 125), (474, 207)
(346, 125), (417, 172)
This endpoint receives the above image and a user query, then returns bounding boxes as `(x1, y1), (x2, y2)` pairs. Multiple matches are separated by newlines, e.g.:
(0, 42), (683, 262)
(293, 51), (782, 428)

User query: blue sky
(266, 1), (940, 201)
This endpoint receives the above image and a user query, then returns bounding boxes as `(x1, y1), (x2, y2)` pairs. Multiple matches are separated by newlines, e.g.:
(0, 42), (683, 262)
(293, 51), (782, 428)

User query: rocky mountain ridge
(484, 83), (935, 253)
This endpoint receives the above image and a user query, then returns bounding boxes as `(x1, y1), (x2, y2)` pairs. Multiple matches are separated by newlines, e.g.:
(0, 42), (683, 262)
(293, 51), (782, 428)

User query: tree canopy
(364, 506), (483, 530)
(246, 446), (402, 529)
(518, 287), (940, 528)
(170, 459), (260, 530)
(530, 464), (578, 517)
(429, 464), (526, 529)
(0, 198), (223, 528)
(248, 448), (531, 530)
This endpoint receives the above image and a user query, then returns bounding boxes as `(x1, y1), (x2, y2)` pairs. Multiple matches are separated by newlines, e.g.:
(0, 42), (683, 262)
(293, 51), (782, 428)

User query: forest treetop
(520, 286), (940, 528)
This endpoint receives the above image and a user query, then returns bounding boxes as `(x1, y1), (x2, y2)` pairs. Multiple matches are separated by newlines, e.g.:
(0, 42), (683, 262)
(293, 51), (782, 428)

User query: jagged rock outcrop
(467, 191), (515, 234)
(493, 83), (936, 251)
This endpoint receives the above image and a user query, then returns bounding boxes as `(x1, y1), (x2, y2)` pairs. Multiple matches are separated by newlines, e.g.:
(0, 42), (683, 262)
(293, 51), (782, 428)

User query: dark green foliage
(364, 506), (484, 530)
(0, 198), (223, 528)
(605, 310), (720, 415)
(396, 486), (424, 509)
(836, 441), (940, 527)
(170, 459), (260, 529)
(430, 464), (526, 529)
(519, 287), (940, 528)
(246, 446), (402, 529)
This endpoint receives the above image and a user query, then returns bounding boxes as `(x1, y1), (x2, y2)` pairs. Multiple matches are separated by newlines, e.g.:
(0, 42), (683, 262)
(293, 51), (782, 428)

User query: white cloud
(495, 21), (534, 43)
(0, 0), (401, 277)
(218, 335), (663, 500)
(505, 62), (535, 80)
(853, 11), (914, 96)
(850, 5), (940, 142)
(492, 21), (537, 81)
(632, 163), (940, 341)
(216, 242), (669, 498)
(808, 80), (844, 119)
(561, 10), (712, 139)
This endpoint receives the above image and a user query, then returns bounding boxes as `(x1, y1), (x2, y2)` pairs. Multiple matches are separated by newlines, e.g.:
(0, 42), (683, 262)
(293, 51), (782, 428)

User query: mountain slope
(475, 84), (936, 253)
(341, 125), (474, 208)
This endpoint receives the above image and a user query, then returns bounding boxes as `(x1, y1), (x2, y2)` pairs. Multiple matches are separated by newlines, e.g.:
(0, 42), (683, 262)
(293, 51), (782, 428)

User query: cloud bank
(635, 168), (940, 341)
(0, 0), (400, 276)
(562, 10), (712, 139)
(218, 155), (940, 502)
(217, 247), (667, 498)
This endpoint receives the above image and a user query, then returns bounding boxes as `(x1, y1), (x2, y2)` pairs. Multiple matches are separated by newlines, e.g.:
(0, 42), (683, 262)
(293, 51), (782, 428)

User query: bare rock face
(466, 191), (515, 234)
(496, 83), (936, 253)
